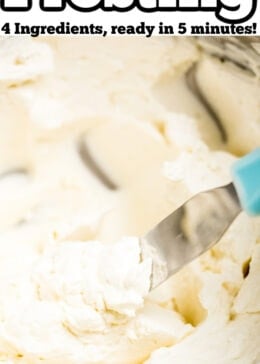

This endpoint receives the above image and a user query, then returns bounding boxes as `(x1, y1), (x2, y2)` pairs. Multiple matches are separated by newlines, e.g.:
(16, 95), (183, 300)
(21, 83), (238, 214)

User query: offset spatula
(141, 148), (260, 290)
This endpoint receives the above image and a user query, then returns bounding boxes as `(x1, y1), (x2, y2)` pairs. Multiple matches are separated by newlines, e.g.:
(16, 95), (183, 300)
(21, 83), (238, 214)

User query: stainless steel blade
(141, 183), (242, 290)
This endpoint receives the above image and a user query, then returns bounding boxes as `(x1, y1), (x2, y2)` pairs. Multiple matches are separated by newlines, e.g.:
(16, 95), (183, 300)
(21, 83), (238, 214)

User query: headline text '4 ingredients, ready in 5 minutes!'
(0, 21), (257, 37)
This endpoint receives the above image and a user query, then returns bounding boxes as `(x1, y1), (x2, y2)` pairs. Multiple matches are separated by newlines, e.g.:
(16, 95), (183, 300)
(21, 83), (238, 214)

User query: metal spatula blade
(141, 183), (241, 290)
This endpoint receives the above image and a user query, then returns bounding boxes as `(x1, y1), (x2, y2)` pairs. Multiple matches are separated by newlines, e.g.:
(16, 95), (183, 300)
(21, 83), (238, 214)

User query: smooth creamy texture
(0, 37), (259, 364)
(195, 55), (260, 155)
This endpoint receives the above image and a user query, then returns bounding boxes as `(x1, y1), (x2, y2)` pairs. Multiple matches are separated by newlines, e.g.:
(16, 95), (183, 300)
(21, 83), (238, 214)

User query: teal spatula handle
(232, 148), (260, 216)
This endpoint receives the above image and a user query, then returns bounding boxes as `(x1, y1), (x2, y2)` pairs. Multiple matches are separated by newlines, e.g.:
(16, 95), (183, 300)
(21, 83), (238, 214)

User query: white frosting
(34, 238), (152, 320)
(164, 145), (236, 194)
(163, 116), (236, 194)
(0, 37), (53, 85)
(233, 244), (260, 314)
(0, 37), (259, 364)
(195, 56), (260, 154)
(146, 215), (260, 364)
